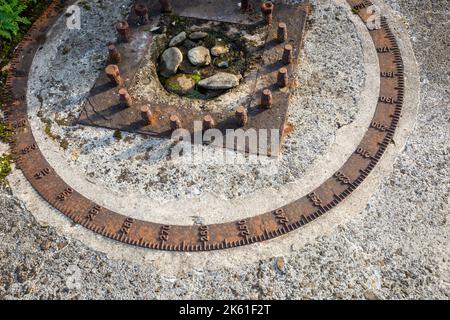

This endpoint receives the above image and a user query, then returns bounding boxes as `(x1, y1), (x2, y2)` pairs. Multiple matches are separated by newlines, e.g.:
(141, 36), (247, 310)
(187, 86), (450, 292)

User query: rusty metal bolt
(277, 22), (288, 43)
(261, 89), (273, 108)
(203, 115), (216, 130)
(277, 67), (289, 88)
(170, 115), (182, 131)
(134, 3), (149, 24)
(235, 106), (248, 127)
(159, 0), (172, 12)
(118, 88), (133, 108)
(282, 44), (293, 65)
(116, 20), (130, 43)
(105, 64), (124, 86)
(108, 44), (121, 64)
(140, 106), (153, 125)
(241, 0), (250, 12)
(260, 1), (274, 25)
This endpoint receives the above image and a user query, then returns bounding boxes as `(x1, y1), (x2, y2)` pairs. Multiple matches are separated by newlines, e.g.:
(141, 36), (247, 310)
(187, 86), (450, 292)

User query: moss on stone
(165, 73), (201, 96)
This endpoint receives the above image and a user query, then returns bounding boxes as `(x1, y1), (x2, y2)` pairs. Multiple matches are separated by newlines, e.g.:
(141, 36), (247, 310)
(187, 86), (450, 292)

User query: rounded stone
(189, 31), (208, 40)
(217, 60), (229, 68)
(169, 31), (187, 47)
(211, 45), (229, 57)
(198, 72), (241, 90)
(160, 47), (183, 77)
(165, 74), (196, 95)
(188, 46), (212, 66)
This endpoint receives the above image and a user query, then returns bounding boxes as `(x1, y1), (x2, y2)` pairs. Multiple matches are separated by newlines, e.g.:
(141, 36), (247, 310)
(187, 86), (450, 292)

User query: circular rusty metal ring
(4, 0), (405, 251)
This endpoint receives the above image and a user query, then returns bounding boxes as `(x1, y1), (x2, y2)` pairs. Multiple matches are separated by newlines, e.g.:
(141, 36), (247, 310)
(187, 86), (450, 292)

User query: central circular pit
(156, 17), (252, 100)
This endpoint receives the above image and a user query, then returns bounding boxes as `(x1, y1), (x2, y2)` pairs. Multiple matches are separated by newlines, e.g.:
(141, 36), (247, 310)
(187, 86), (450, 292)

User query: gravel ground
(0, 0), (448, 299)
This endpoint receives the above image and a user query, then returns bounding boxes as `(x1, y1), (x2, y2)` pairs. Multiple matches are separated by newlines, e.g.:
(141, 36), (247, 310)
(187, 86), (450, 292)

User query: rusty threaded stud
(159, 0), (172, 12)
(277, 22), (288, 43)
(235, 106), (248, 127)
(203, 115), (216, 130)
(105, 64), (124, 86)
(277, 67), (289, 88)
(116, 20), (130, 43)
(118, 88), (133, 108)
(170, 115), (182, 131)
(108, 44), (121, 64)
(260, 2), (274, 25)
(282, 44), (293, 65)
(261, 89), (273, 108)
(134, 3), (149, 24)
(140, 106), (153, 125)
(241, 0), (250, 12)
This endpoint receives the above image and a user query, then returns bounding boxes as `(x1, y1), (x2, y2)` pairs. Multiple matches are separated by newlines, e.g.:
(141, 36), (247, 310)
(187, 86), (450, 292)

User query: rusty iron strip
(4, 0), (405, 251)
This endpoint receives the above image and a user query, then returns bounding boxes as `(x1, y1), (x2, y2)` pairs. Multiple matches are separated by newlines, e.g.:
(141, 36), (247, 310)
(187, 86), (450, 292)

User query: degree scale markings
(4, 0), (404, 251)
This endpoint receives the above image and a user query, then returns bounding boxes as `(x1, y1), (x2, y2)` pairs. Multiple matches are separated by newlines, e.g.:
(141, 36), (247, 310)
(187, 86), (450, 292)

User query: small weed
(113, 130), (122, 141)
(78, 0), (91, 11)
(0, 120), (13, 143)
(42, 118), (69, 150)
(0, 153), (12, 186)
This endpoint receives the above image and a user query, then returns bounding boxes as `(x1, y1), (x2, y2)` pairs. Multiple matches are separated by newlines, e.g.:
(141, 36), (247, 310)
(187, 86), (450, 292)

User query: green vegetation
(0, 1), (51, 66)
(0, 0), (30, 40)
(165, 73), (201, 90)
(113, 130), (122, 141)
(0, 121), (13, 143)
(191, 74), (201, 83)
(78, 0), (91, 11)
(0, 153), (12, 185)
(1, 1), (51, 148)
(42, 118), (69, 151)
(54, 114), (74, 126)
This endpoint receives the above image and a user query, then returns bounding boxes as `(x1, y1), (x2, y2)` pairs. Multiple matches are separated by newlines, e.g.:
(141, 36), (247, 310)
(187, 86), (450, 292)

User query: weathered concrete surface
(0, 0), (448, 299)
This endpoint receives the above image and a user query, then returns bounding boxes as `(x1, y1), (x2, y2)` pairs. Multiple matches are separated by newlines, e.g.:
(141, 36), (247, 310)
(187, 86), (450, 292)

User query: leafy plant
(0, 0), (30, 40)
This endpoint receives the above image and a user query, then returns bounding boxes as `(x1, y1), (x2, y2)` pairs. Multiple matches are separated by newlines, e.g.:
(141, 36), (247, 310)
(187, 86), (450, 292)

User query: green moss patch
(113, 130), (122, 141)
(42, 118), (69, 151)
(0, 121), (13, 143)
(0, 153), (12, 185)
